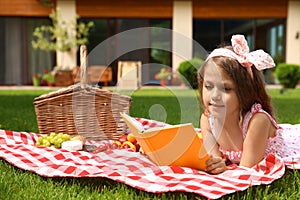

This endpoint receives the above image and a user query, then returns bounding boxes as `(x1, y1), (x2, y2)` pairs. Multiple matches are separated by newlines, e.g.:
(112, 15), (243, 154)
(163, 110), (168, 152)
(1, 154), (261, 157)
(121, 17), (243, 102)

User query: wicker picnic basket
(34, 46), (132, 141)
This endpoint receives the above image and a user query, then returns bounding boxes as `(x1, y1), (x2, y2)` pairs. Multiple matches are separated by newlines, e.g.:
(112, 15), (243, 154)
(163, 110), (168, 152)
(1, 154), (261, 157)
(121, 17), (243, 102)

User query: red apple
(111, 142), (120, 149)
(118, 134), (128, 143)
(121, 141), (136, 152)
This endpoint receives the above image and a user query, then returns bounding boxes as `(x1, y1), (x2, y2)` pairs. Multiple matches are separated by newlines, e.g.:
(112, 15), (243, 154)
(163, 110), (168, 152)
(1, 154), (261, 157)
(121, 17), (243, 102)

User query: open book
(120, 113), (209, 171)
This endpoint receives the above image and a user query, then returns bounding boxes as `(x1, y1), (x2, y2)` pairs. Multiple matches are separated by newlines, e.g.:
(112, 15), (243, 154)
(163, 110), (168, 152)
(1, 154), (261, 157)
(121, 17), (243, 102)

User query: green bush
(275, 63), (300, 88)
(177, 58), (203, 89)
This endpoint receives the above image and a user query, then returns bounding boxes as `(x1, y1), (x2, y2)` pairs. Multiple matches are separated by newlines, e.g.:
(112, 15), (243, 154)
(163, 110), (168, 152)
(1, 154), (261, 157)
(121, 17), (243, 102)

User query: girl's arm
(200, 114), (227, 174)
(240, 113), (276, 167)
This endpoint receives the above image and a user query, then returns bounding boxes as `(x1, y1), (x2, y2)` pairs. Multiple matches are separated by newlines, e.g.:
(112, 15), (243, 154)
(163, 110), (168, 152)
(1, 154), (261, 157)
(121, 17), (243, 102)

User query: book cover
(120, 113), (209, 170)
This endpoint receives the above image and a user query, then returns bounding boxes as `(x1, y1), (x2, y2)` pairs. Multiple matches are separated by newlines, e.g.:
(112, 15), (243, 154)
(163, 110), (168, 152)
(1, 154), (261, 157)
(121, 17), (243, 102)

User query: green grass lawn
(0, 88), (300, 199)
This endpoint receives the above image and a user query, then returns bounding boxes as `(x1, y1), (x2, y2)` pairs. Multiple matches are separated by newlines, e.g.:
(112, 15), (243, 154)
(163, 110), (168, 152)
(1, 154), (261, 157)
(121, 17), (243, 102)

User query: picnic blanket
(0, 119), (299, 199)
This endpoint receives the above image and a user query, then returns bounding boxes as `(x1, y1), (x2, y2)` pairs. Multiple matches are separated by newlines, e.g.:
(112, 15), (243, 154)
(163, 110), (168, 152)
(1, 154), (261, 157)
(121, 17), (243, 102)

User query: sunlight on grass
(267, 89), (300, 124)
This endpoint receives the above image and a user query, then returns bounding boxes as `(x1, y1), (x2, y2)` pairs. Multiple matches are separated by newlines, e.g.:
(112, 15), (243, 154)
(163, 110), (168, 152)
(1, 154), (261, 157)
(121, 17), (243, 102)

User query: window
(0, 17), (54, 85)
(80, 18), (171, 85)
(193, 18), (285, 83)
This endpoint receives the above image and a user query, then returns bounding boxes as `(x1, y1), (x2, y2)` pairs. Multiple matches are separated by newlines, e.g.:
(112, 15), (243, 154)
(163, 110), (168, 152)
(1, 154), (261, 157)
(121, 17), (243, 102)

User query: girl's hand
(205, 155), (227, 174)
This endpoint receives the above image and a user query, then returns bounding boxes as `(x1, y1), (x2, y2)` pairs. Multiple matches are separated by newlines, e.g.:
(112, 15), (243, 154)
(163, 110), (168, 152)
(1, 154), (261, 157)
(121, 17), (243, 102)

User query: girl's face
(202, 62), (239, 119)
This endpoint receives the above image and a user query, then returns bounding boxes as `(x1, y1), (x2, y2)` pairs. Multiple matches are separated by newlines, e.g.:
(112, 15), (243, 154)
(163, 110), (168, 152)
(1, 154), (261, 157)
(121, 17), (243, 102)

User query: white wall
(56, 0), (77, 69)
(172, 1), (193, 71)
(286, 1), (300, 64)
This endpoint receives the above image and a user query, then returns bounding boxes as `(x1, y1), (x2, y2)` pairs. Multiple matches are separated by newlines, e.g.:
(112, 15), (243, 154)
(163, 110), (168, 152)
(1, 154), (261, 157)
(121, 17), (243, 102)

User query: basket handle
(80, 45), (88, 88)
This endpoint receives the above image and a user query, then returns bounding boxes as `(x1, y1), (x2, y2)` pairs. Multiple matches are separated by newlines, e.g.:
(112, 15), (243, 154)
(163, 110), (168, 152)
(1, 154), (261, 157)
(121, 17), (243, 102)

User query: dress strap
(242, 103), (279, 139)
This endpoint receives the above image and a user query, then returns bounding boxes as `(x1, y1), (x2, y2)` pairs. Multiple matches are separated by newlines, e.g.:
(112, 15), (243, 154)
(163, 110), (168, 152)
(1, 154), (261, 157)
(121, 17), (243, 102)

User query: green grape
(49, 138), (55, 144)
(42, 138), (48, 145)
(62, 134), (71, 141)
(44, 141), (51, 147)
(38, 137), (43, 143)
(56, 135), (62, 140)
(53, 140), (61, 148)
(35, 132), (72, 148)
(50, 132), (56, 137)
(54, 143), (61, 148)
(56, 138), (63, 144)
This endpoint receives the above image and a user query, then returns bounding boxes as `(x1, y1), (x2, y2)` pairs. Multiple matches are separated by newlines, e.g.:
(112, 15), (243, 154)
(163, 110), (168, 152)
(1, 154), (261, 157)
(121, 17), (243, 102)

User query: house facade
(0, 0), (299, 86)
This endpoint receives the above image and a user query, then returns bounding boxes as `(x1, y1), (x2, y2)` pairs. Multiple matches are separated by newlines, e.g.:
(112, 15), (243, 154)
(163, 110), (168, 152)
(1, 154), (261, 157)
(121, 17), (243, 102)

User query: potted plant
(42, 69), (55, 86)
(31, 7), (94, 70)
(32, 73), (41, 86)
(155, 67), (171, 86)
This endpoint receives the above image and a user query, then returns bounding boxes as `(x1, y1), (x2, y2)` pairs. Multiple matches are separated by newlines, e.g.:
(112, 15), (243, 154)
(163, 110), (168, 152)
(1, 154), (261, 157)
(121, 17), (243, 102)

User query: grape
(62, 134), (71, 141)
(49, 138), (55, 144)
(35, 132), (72, 148)
(43, 141), (51, 147)
(54, 139), (63, 148)
(50, 132), (56, 137)
(42, 138), (48, 145)
(38, 137), (43, 143)
(54, 143), (61, 148)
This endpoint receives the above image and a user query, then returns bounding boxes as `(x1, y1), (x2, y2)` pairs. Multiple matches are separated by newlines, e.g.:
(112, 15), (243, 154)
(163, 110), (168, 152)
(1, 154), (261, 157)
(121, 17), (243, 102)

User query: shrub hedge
(177, 58), (203, 89)
(275, 63), (300, 88)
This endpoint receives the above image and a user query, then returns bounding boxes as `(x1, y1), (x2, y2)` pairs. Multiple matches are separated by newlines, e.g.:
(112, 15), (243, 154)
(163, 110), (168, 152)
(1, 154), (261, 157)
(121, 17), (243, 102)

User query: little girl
(198, 35), (300, 174)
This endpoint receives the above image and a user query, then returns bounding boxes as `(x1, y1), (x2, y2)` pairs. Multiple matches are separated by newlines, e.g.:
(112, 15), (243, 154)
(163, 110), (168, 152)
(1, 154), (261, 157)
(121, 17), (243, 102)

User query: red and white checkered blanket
(0, 120), (298, 199)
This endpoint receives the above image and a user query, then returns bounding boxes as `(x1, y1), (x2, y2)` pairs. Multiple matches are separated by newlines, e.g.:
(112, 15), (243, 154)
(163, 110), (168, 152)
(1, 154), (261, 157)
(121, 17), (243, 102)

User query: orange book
(120, 113), (209, 171)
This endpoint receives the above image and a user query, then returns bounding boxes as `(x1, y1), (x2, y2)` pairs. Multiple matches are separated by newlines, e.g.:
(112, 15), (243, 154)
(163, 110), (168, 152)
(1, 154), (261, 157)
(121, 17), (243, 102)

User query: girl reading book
(198, 34), (300, 174)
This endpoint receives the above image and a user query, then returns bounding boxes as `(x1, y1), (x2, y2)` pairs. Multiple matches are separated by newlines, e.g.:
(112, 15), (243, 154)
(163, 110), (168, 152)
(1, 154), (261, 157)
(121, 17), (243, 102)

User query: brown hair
(198, 47), (274, 118)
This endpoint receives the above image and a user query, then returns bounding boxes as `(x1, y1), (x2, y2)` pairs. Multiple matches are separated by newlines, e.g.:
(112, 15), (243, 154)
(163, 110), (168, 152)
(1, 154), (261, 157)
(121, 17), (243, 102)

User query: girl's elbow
(239, 156), (264, 168)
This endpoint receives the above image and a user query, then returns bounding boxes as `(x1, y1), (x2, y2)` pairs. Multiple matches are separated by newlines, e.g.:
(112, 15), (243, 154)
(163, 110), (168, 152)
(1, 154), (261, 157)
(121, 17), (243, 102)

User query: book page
(120, 113), (144, 132)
